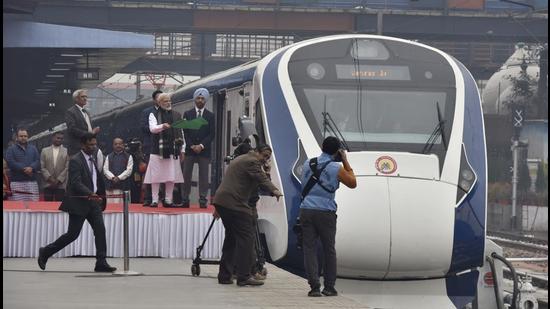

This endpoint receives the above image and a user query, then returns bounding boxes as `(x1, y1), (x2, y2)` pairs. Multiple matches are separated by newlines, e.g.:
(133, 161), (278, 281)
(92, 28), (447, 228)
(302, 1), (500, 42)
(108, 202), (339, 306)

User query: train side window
(254, 98), (266, 144)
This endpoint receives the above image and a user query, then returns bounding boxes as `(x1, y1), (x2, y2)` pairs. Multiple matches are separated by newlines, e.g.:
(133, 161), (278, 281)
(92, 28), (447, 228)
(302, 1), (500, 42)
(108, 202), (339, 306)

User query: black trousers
(42, 207), (107, 261)
(43, 188), (65, 202)
(182, 155), (210, 203)
(300, 208), (337, 289)
(216, 205), (254, 282)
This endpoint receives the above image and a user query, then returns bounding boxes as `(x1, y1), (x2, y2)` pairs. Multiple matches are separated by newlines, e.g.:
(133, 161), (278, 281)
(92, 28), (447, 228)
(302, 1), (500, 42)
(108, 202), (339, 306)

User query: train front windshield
(288, 38), (457, 157)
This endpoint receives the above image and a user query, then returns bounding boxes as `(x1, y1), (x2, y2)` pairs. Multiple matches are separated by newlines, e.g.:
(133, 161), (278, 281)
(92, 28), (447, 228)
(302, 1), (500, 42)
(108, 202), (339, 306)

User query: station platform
(3, 201), (224, 259)
(3, 258), (372, 309)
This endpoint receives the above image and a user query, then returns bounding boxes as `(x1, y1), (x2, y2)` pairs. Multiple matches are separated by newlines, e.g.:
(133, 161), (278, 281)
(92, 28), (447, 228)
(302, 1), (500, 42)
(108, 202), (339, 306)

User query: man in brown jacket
(213, 144), (282, 287)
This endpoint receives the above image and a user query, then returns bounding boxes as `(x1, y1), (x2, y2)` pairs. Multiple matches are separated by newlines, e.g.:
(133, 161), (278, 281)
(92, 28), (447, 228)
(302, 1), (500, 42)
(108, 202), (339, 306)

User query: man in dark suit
(38, 133), (116, 272)
(66, 89), (100, 156)
(213, 144), (282, 287)
(181, 88), (215, 208)
(140, 90), (162, 206)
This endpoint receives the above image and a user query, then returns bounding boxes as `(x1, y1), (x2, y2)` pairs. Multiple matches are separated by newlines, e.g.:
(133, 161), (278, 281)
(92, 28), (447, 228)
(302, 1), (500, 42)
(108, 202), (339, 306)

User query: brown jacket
(213, 152), (279, 216)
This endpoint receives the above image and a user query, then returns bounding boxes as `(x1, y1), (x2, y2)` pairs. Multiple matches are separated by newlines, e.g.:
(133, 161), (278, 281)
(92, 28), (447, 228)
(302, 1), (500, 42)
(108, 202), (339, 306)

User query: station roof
(3, 15), (153, 145)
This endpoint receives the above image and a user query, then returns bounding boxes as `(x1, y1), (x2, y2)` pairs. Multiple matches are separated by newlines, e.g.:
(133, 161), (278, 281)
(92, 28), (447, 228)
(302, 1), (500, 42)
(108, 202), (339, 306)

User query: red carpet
(2, 201), (214, 214)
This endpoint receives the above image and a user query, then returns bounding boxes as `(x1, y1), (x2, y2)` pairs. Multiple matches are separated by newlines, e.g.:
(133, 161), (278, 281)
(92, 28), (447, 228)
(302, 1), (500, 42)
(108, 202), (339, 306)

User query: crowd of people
(3, 87), (357, 296)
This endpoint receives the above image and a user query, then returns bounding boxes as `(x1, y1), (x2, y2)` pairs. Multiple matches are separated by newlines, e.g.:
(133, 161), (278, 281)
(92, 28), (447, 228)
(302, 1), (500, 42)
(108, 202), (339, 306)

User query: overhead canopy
(3, 15), (154, 145)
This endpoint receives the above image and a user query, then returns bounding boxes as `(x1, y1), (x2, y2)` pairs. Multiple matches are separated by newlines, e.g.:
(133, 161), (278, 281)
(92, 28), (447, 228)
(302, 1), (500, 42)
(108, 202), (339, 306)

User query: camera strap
(301, 158), (334, 200)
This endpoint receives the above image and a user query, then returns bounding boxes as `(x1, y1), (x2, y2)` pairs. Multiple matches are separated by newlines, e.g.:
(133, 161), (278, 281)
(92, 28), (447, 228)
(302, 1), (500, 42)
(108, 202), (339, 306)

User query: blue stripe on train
(261, 50), (304, 270)
(446, 60), (487, 307)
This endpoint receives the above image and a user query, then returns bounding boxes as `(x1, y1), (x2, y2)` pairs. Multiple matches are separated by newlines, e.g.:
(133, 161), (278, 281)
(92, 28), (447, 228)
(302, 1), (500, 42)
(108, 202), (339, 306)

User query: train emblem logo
(375, 156), (397, 174)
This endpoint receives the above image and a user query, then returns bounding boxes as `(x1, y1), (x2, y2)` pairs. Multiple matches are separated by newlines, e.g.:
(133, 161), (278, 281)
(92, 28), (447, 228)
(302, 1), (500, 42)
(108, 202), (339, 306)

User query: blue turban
(193, 88), (209, 101)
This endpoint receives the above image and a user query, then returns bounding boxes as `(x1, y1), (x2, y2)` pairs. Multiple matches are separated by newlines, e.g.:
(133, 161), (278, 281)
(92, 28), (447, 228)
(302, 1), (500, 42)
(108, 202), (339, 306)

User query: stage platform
(3, 201), (224, 259)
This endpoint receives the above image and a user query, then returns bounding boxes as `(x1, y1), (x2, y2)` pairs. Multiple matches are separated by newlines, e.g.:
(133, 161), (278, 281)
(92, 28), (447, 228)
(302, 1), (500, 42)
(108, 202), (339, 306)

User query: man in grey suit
(38, 133), (116, 272)
(213, 144), (282, 287)
(40, 132), (69, 201)
(65, 89), (100, 156)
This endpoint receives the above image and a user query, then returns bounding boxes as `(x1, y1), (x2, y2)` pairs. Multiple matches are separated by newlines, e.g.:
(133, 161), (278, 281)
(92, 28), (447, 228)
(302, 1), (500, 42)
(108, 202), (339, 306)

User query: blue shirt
(5, 143), (40, 182)
(299, 152), (341, 212)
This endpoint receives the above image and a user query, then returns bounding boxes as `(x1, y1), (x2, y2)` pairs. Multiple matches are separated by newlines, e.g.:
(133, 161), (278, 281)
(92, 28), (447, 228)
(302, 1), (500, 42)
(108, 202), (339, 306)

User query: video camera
(126, 139), (142, 154)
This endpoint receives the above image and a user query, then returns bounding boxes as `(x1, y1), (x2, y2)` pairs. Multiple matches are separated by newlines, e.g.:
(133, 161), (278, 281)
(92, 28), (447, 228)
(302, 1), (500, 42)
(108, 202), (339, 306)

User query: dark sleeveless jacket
(104, 151), (131, 191)
(150, 108), (183, 158)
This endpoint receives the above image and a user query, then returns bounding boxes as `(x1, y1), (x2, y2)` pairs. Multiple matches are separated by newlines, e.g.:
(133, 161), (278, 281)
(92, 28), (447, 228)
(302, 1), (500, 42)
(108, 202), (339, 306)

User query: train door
(211, 84), (251, 193)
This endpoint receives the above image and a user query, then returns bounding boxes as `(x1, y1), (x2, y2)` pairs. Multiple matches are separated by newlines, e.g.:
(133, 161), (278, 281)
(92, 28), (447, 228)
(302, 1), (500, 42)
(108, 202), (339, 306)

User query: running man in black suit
(38, 133), (116, 272)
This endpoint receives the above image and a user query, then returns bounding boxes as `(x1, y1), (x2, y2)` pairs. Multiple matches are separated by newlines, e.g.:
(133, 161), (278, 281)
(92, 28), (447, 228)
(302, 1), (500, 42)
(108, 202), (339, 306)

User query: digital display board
(335, 64), (411, 81)
(76, 69), (99, 81)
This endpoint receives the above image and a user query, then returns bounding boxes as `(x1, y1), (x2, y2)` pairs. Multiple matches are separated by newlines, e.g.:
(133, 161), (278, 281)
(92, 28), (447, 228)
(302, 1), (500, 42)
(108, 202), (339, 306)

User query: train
(31, 34), (517, 308)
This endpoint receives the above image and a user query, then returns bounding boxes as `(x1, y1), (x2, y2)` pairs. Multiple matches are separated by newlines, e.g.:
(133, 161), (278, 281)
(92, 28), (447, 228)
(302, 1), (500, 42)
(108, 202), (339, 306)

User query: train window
(302, 88), (449, 145)
(254, 98), (266, 144)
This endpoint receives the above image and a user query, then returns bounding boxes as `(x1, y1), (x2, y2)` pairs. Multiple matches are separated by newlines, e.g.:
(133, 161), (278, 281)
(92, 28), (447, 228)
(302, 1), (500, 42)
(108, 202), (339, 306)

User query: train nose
(335, 176), (456, 279)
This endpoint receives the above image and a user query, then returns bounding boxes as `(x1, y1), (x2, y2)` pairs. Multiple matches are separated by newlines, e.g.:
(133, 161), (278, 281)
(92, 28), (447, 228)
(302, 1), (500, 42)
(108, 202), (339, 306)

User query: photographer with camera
(299, 136), (356, 297)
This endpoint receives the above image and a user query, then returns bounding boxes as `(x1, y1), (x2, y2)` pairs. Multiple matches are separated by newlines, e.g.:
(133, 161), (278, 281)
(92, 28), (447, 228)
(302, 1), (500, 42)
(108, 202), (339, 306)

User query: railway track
(488, 231), (548, 254)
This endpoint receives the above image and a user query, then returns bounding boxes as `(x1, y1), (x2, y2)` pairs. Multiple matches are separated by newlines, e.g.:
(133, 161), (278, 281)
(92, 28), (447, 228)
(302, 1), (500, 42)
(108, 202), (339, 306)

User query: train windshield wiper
(421, 101), (448, 154)
(322, 111), (350, 151)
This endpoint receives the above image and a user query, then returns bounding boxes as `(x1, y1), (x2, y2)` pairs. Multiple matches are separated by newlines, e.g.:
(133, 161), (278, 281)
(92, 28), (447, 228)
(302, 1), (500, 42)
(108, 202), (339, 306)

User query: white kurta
(143, 112), (185, 184)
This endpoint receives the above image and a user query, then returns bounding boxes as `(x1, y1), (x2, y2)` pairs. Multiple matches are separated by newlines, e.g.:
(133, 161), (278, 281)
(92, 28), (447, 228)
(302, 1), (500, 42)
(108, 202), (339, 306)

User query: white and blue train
(31, 35), (515, 308)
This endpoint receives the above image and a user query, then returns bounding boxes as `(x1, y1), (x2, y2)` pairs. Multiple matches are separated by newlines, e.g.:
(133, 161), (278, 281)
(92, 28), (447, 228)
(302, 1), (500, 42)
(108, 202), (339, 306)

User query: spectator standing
(5, 128), (40, 201)
(65, 89), (100, 156)
(3, 158), (11, 200)
(143, 93), (185, 207)
(182, 88), (215, 208)
(140, 90), (163, 206)
(40, 132), (69, 201)
(103, 138), (133, 204)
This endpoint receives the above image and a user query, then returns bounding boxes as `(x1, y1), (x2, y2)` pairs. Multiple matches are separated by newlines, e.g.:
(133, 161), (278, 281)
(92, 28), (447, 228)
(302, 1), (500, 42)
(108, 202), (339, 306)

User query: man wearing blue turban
(180, 88), (215, 208)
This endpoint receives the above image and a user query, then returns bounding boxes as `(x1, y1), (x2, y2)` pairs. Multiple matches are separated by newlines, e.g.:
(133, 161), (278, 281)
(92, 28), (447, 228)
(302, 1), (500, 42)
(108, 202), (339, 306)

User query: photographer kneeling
(299, 136), (356, 297)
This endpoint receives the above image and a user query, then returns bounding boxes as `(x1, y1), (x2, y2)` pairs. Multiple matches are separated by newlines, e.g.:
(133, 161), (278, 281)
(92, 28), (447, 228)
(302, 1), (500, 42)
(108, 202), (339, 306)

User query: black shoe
(37, 247), (48, 270)
(143, 201), (151, 207)
(218, 278), (234, 284)
(150, 202), (158, 208)
(322, 287), (338, 296)
(237, 277), (264, 286)
(199, 203), (208, 209)
(94, 261), (117, 272)
(308, 288), (322, 297)
(163, 202), (173, 208)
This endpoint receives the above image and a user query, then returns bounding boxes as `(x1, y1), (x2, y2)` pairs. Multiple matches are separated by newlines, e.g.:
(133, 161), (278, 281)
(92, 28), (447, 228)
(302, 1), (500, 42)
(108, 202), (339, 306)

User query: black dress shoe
(150, 202), (158, 208)
(163, 203), (174, 208)
(199, 203), (208, 209)
(237, 277), (264, 286)
(322, 287), (338, 296)
(143, 201), (151, 207)
(308, 288), (322, 297)
(37, 247), (48, 270)
(94, 261), (117, 272)
(218, 278), (234, 284)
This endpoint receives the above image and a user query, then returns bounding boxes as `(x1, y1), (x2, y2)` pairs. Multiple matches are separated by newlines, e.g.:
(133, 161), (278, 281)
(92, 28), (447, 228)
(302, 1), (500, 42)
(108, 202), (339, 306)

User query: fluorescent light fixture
(46, 75), (65, 78)
(35, 89), (51, 91)
(42, 80), (57, 84)
(60, 53), (83, 57)
(50, 68), (70, 71)
(53, 62), (75, 65)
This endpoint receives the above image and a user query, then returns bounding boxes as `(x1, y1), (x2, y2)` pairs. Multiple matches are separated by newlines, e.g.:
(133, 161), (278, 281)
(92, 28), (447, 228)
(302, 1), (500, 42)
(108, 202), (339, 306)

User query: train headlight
(461, 169), (475, 182)
(292, 139), (308, 183)
(350, 39), (390, 60)
(456, 144), (477, 205)
(306, 63), (325, 80)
